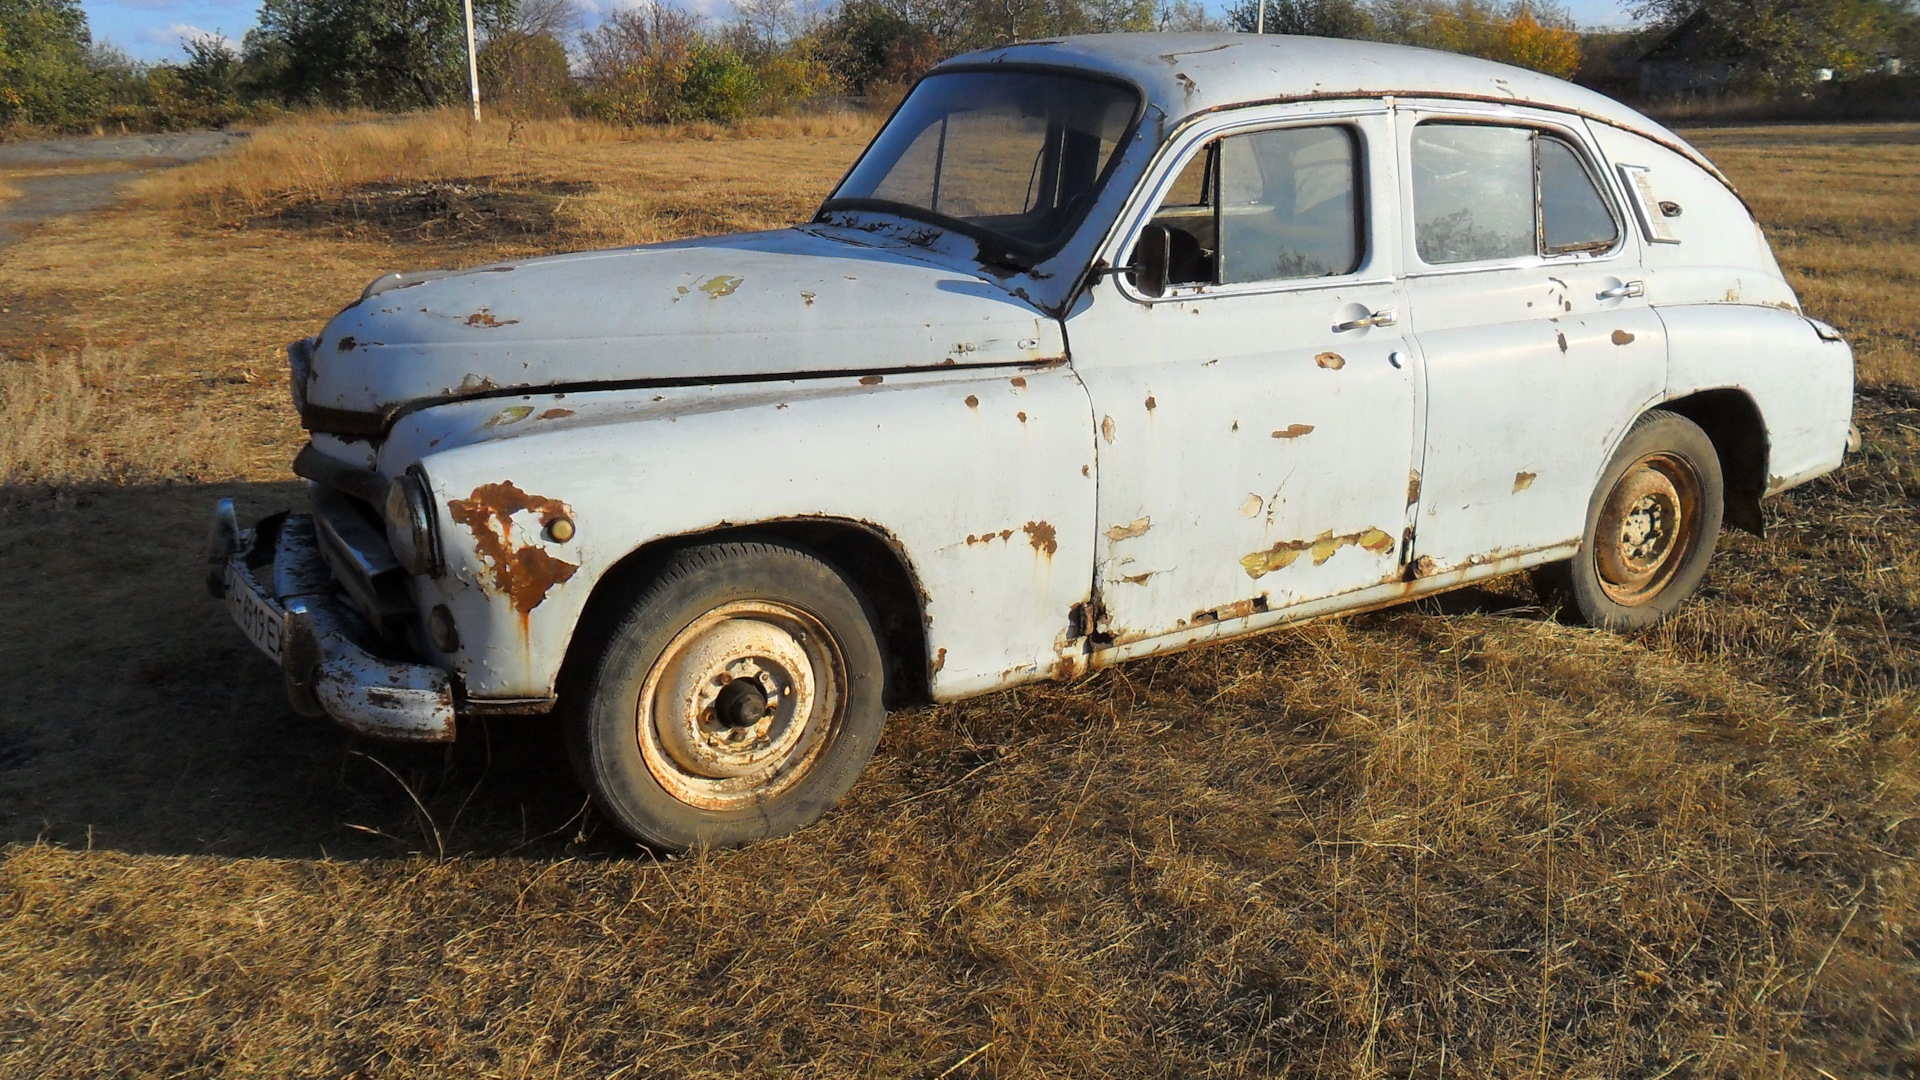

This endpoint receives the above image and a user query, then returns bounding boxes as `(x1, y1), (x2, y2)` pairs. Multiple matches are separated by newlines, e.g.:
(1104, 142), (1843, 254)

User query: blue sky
(85, 0), (1644, 64)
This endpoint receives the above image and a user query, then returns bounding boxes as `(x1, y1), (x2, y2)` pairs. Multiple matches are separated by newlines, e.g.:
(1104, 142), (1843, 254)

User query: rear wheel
(1531, 410), (1724, 631)
(567, 541), (887, 850)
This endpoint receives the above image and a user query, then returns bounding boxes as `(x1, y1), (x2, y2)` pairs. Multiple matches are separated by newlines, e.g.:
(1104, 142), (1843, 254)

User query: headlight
(384, 469), (444, 577)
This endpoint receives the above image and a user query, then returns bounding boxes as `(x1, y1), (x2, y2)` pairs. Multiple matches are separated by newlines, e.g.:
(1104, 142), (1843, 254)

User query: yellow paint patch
(1241, 527), (1396, 579)
(700, 275), (744, 298)
(484, 405), (533, 428)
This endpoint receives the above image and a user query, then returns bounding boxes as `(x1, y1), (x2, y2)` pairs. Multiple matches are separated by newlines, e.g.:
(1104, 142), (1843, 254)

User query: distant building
(1636, 8), (1746, 96)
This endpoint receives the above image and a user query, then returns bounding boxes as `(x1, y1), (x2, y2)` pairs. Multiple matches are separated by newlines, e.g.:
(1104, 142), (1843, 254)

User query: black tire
(565, 541), (887, 851)
(1530, 410), (1725, 631)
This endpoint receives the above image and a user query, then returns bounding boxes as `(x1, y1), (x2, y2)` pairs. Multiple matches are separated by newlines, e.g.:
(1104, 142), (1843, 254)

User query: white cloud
(140, 23), (241, 53)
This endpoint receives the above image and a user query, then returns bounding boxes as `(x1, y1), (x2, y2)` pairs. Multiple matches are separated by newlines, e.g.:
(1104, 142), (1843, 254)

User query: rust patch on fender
(1105, 516), (1151, 541)
(1017, 411), (1027, 423)
(1315, 352), (1346, 370)
(1556, 332), (1568, 353)
(1513, 470), (1537, 492)
(1101, 416), (1115, 444)
(1240, 527), (1395, 579)
(1193, 595), (1268, 623)
(1272, 424), (1314, 440)
(336, 335), (357, 351)
(800, 291), (816, 306)
(1010, 376), (1028, 389)
(700, 275), (744, 298)
(965, 395), (979, 408)
(447, 482), (579, 620)
(860, 375), (884, 386)
(1407, 471), (1422, 504)
(1611, 329), (1635, 346)
(932, 647), (947, 674)
(1120, 572), (1155, 586)
(458, 374), (499, 394)
(1145, 395), (1157, 410)
(466, 309), (517, 328)
(1412, 555), (1440, 578)
(1023, 521), (1058, 555)
(965, 529), (1015, 545)
(536, 408), (574, 420)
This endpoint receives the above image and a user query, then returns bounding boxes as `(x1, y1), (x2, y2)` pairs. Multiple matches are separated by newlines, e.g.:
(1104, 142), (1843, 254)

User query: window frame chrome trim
(1395, 103), (1631, 277)
(1103, 100), (1393, 306)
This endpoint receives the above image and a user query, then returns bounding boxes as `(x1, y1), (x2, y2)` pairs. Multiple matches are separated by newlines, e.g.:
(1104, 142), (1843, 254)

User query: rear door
(1396, 104), (1666, 574)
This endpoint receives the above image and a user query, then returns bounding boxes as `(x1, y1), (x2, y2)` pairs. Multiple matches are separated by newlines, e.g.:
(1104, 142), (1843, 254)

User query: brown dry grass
(0, 117), (1915, 1079)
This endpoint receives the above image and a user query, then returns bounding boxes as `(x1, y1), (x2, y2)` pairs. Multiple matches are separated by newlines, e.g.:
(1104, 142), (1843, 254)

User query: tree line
(2, 0), (1914, 132)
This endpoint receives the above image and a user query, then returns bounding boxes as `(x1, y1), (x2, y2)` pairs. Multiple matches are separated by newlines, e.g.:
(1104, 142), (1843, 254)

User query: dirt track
(0, 131), (245, 247)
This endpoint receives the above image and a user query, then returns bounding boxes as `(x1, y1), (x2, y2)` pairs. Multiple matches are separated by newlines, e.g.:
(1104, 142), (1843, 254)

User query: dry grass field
(0, 113), (1915, 1078)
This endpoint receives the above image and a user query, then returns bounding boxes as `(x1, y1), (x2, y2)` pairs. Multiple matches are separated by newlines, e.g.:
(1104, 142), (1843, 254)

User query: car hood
(301, 225), (1065, 435)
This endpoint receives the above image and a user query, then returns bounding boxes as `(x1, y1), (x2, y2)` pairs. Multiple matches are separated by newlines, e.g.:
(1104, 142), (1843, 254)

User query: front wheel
(1531, 410), (1725, 631)
(566, 541), (887, 850)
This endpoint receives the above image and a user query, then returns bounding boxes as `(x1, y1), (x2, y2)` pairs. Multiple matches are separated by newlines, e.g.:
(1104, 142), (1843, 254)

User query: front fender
(382, 365), (1098, 702)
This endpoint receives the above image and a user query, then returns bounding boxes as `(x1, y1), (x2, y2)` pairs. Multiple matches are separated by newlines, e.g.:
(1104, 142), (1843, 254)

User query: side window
(1411, 123), (1620, 265)
(1410, 125), (1534, 263)
(1539, 137), (1618, 252)
(1145, 124), (1364, 288)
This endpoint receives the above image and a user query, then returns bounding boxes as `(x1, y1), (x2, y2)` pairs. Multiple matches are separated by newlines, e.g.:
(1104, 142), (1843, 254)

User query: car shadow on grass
(0, 481), (619, 862)
(0, 480), (1568, 864)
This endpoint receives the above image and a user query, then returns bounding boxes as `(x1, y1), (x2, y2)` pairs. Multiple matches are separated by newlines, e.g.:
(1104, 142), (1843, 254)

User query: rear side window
(1412, 123), (1619, 265)
(1146, 124), (1364, 287)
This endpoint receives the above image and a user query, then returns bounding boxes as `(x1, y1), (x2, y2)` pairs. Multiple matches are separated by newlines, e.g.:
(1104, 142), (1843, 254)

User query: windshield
(823, 70), (1141, 260)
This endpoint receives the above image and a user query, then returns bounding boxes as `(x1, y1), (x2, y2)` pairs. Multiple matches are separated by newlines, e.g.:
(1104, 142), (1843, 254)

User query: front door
(1396, 106), (1668, 574)
(1066, 104), (1422, 647)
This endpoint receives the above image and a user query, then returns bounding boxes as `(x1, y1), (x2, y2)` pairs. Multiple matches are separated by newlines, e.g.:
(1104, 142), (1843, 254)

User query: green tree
(1227, 0), (1376, 36)
(243, 0), (517, 109)
(1631, 0), (1913, 88)
(0, 0), (97, 125)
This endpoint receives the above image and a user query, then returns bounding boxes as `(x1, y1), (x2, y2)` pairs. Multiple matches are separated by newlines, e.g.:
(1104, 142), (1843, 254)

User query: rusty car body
(209, 33), (1855, 847)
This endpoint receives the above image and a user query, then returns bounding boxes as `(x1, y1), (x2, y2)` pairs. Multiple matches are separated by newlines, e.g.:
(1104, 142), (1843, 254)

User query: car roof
(935, 32), (1728, 186)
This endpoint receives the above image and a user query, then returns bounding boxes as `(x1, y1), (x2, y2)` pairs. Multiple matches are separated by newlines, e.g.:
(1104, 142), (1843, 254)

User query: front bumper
(207, 500), (455, 742)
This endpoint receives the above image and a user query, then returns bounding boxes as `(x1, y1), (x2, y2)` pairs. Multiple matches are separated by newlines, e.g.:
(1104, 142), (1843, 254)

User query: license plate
(226, 562), (284, 664)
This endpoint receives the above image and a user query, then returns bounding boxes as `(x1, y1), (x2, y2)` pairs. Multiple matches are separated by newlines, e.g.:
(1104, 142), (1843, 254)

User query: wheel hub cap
(1593, 452), (1701, 606)
(638, 601), (844, 811)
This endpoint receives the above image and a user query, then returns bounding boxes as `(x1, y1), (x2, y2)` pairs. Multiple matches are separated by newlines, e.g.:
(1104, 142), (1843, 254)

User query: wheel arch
(559, 517), (935, 712)
(1659, 388), (1769, 536)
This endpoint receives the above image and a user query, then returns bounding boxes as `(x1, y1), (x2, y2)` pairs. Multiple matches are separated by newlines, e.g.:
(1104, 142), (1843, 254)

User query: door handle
(1596, 280), (1645, 300)
(1333, 308), (1397, 332)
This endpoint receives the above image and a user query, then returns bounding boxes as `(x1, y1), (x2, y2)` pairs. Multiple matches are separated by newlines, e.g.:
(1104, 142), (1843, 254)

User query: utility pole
(462, 0), (483, 122)
(1256, 0), (1265, 33)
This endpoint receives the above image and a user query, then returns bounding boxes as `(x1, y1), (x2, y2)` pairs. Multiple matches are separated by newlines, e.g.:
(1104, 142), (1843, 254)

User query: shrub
(667, 43), (761, 124)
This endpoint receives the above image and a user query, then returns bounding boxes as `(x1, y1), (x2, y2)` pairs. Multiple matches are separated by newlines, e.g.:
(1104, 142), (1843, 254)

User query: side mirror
(1131, 224), (1171, 299)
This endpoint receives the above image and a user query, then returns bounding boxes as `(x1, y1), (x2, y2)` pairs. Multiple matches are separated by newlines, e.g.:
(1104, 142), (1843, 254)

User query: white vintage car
(209, 33), (1855, 848)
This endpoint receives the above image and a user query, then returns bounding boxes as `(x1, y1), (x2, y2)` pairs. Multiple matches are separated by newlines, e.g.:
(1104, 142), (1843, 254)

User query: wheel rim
(1593, 451), (1703, 606)
(636, 600), (846, 811)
